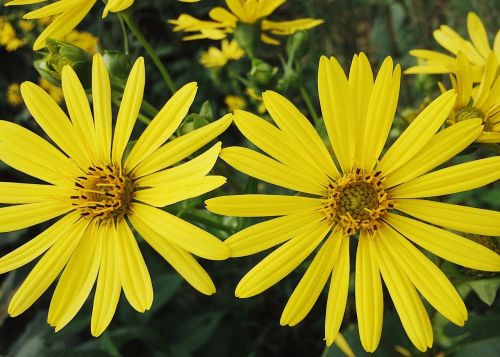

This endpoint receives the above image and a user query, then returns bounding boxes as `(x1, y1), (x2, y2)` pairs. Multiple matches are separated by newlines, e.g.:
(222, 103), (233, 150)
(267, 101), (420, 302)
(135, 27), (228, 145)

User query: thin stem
(300, 85), (320, 125)
(121, 12), (177, 94)
(118, 14), (130, 56)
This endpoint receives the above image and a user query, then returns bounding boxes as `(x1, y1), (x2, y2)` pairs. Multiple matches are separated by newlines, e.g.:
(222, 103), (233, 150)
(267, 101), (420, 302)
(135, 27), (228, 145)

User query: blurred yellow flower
(406, 12), (499, 81)
(64, 31), (100, 54)
(225, 95), (246, 112)
(200, 40), (244, 68)
(170, 0), (323, 44)
(18, 19), (35, 32)
(39, 79), (64, 104)
(0, 17), (24, 51)
(6, 83), (23, 106)
(441, 52), (500, 143)
(245, 87), (266, 114)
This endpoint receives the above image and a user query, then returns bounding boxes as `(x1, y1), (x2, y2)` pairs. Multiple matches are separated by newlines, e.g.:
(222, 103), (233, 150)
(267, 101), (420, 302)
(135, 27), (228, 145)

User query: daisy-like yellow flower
(200, 39), (245, 68)
(0, 17), (24, 51)
(406, 12), (499, 81)
(442, 52), (500, 143)
(6, 83), (23, 106)
(170, 0), (323, 45)
(206, 53), (500, 352)
(0, 54), (231, 336)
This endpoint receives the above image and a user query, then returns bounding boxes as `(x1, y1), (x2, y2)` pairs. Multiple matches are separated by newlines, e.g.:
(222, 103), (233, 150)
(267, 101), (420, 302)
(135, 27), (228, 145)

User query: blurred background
(0, 0), (499, 356)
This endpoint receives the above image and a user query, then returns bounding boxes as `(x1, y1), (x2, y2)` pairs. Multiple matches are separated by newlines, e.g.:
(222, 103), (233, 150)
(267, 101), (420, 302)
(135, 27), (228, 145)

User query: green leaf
(467, 278), (500, 306)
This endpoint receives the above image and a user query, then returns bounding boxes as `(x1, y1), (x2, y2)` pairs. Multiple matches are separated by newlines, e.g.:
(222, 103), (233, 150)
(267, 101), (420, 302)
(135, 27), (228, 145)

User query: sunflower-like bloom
(169, 0), (323, 45)
(406, 12), (499, 81)
(200, 39), (245, 68)
(441, 52), (500, 143)
(206, 53), (500, 352)
(0, 54), (231, 336)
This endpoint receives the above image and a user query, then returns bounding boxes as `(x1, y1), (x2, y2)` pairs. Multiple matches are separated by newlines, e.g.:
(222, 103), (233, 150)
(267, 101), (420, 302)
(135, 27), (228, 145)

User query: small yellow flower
(18, 19), (34, 32)
(0, 17), (24, 51)
(0, 54), (232, 336)
(245, 87), (266, 114)
(63, 31), (100, 54)
(6, 83), (23, 106)
(39, 79), (64, 104)
(441, 52), (500, 143)
(206, 53), (500, 352)
(200, 39), (244, 68)
(225, 95), (246, 112)
(406, 12), (499, 81)
(170, 0), (323, 44)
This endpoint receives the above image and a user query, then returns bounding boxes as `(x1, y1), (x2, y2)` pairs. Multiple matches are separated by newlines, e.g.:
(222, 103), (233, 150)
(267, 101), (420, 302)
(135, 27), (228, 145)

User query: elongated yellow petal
(372, 233), (433, 352)
(8, 218), (89, 317)
(235, 221), (331, 298)
(220, 146), (324, 195)
(23, 0), (82, 19)
(0, 201), (72, 233)
(131, 203), (229, 260)
(385, 119), (483, 187)
(385, 213), (500, 271)
(355, 231), (383, 352)
(92, 54), (112, 162)
(378, 90), (456, 175)
(111, 57), (145, 164)
(467, 12), (491, 58)
(318, 56), (355, 172)
(125, 83), (197, 170)
(137, 142), (221, 187)
(225, 210), (325, 257)
(103, 0), (133, 17)
(396, 199), (500, 236)
(233, 109), (329, 184)
(380, 223), (467, 326)
(0, 212), (78, 274)
(390, 157), (500, 198)
(116, 219), (153, 313)
(0, 182), (69, 204)
(91, 223), (121, 337)
(262, 91), (339, 179)
(133, 114), (232, 177)
(281, 229), (342, 326)
(325, 233), (350, 346)
(206, 194), (323, 217)
(0, 119), (78, 185)
(20, 81), (90, 168)
(135, 176), (226, 207)
(48, 222), (102, 331)
(129, 213), (216, 295)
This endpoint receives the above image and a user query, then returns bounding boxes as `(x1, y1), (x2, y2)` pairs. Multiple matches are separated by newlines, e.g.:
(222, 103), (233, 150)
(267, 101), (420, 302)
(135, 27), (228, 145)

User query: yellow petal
(355, 231), (383, 352)
(235, 220), (331, 298)
(129, 213), (216, 295)
(385, 119), (483, 187)
(22, 0), (81, 19)
(378, 90), (456, 175)
(385, 213), (500, 271)
(220, 146), (324, 195)
(111, 57), (145, 164)
(205, 194), (323, 217)
(116, 219), (153, 313)
(467, 12), (491, 59)
(48, 221), (102, 331)
(379, 223), (467, 326)
(103, 0), (133, 17)
(92, 54), (113, 162)
(225, 210), (326, 257)
(455, 53), (473, 109)
(0, 200), (72, 233)
(130, 203), (229, 260)
(125, 82), (197, 170)
(396, 199), (500, 236)
(133, 114), (232, 177)
(0, 182), (69, 204)
(8, 218), (89, 317)
(91, 223), (121, 337)
(281, 229), (342, 326)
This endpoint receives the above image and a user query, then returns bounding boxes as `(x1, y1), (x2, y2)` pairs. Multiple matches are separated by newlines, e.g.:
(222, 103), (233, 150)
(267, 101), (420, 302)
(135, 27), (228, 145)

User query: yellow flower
(63, 30), (100, 54)
(225, 95), (246, 112)
(0, 54), (232, 336)
(200, 39), (245, 68)
(206, 53), (500, 352)
(6, 83), (23, 106)
(18, 19), (35, 32)
(170, 0), (323, 44)
(0, 17), (24, 51)
(441, 52), (500, 143)
(406, 12), (499, 81)
(245, 87), (266, 114)
(39, 78), (64, 104)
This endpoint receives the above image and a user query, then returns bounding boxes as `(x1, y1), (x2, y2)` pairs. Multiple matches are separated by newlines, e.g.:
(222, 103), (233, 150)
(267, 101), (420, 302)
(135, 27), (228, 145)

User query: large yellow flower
(406, 12), (499, 81)
(0, 54), (231, 336)
(170, 0), (323, 45)
(206, 53), (500, 352)
(442, 52), (500, 143)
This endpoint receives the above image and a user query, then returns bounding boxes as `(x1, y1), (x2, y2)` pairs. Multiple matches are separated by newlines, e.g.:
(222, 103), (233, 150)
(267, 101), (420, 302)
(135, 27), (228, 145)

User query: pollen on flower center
(71, 164), (135, 221)
(321, 169), (394, 236)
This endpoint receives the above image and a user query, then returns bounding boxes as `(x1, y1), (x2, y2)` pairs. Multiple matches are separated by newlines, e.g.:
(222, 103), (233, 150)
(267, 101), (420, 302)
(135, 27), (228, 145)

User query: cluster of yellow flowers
(0, 0), (499, 354)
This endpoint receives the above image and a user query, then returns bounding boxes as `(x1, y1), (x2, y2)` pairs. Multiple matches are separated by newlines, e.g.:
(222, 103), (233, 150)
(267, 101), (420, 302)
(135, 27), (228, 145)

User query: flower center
(321, 169), (394, 236)
(455, 106), (485, 122)
(71, 164), (135, 221)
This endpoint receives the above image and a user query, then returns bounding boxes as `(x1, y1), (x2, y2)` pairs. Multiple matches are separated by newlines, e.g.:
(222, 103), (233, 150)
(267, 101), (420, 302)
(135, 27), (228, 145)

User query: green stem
(121, 12), (177, 94)
(300, 85), (320, 124)
(118, 14), (129, 56)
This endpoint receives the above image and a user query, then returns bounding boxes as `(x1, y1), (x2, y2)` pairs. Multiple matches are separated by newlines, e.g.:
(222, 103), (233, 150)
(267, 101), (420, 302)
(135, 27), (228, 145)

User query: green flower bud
(249, 59), (278, 87)
(102, 50), (132, 90)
